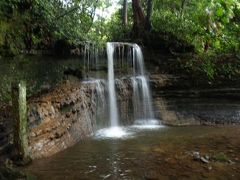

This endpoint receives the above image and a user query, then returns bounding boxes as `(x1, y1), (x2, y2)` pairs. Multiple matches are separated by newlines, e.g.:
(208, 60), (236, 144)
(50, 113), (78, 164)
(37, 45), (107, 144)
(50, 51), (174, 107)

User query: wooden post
(12, 81), (29, 160)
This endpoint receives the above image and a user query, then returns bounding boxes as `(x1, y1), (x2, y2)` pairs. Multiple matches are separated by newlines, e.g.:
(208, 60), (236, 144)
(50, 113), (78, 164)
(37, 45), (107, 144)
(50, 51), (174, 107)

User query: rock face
(151, 74), (240, 126)
(28, 79), (97, 159)
(115, 78), (134, 125)
(153, 97), (201, 126)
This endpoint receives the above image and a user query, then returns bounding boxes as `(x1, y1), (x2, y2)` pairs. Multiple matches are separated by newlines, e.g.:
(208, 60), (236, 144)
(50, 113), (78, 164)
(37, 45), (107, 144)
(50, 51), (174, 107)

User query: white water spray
(106, 42), (119, 127)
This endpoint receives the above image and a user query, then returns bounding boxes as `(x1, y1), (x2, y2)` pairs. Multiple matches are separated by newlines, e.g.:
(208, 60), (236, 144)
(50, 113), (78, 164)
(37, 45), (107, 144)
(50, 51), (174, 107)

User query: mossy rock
(213, 152), (230, 162)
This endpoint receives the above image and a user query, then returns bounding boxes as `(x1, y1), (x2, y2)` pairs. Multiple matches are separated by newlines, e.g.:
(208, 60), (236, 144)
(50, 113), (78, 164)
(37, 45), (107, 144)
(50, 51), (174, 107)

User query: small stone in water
(125, 170), (131, 173)
(193, 152), (200, 160)
(102, 174), (111, 179)
(228, 160), (235, 164)
(88, 165), (97, 168)
(204, 155), (210, 160)
(200, 157), (209, 164)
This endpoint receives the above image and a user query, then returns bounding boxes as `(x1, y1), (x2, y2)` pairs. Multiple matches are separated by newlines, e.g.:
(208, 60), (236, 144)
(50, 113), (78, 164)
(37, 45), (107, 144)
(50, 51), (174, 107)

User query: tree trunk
(132, 0), (145, 36)
(24, 23), (33, 52)
(145, 0), (153, 31)
(12, 81), (29, 161)
(180, 0), (186, 17)
(122, 0), (128, 27)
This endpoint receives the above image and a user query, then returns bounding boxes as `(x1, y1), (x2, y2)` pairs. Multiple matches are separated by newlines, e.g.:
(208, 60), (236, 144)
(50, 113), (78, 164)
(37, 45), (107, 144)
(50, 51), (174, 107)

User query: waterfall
(131, 77), (142, 119)
(83, 41), (158, 134)
(131, 76), (154, 121)
(106, 42), (156, 128)
(106, 42), (119, 127)
(83, 42), (100, 78)
(94, 42), (160, 138)
(95, 79), (106, 106)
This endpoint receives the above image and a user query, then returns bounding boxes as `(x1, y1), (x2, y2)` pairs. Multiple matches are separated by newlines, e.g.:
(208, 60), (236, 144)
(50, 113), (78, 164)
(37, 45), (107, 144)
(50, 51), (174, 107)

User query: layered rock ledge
(27, 79), (97, 159)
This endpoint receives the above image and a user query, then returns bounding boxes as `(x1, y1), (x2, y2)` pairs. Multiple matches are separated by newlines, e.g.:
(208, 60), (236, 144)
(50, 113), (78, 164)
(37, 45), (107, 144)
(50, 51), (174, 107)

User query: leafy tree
(0, 0), (106, 56)
(151, 0), (239, 53)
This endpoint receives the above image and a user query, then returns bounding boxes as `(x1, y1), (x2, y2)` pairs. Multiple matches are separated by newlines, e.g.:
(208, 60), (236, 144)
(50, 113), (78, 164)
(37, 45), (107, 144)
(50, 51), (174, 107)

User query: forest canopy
(0, 0), (239, 80)
(0, 0), (239, 54)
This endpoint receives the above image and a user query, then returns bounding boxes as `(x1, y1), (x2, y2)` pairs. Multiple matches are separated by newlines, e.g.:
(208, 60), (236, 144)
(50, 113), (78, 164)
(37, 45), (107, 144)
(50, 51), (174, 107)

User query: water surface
(24, 125), (240, 179)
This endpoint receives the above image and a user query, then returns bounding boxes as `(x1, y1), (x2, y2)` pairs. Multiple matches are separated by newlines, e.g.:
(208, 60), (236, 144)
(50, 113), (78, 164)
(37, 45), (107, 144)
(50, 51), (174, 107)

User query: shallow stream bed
(23, 125), (240, 179)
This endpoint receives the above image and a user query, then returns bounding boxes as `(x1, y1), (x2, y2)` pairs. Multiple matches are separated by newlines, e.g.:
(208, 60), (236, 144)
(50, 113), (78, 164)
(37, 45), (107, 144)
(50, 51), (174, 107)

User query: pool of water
(23, 125), (240, 179)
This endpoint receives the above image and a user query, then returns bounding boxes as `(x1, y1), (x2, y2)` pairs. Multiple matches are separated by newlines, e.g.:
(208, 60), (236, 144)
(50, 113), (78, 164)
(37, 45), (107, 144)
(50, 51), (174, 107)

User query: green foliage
(147, 0), (240, 80)
(0, 0), (239, 82)
(152, 0), (240, 53)
(103, 1), (133, 41)
(0, 0), (107, 56)
(181, 53), (240, 80)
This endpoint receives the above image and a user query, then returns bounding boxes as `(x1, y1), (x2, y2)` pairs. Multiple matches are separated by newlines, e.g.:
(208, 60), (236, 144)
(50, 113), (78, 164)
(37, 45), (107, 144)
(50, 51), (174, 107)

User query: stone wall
(27, 79), (97, 159)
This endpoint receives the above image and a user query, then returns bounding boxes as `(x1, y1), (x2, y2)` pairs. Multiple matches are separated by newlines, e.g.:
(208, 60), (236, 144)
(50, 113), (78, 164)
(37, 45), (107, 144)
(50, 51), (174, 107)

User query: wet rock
(65, 113), (71, 118)
(204, 155), (210, 160)
(102, 174), (111, 179)
(125, 170), (131, 173)
(192, 151), (209, 163)
(200, 157), (209, 164)
(193, 151), (200, 160)
(228, 160), (235, 164)
(30, 132), (36, 137)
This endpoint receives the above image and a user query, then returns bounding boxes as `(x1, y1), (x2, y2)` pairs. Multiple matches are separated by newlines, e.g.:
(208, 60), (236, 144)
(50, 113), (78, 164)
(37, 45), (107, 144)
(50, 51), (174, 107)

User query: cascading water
(106, 42), (119, 127)
(83, 42), (100, 78)
(95, 79), (106, 106)
(90, 42), (162, 138)
(131, 44), (154, 122)
(106, 42), (156, 127)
